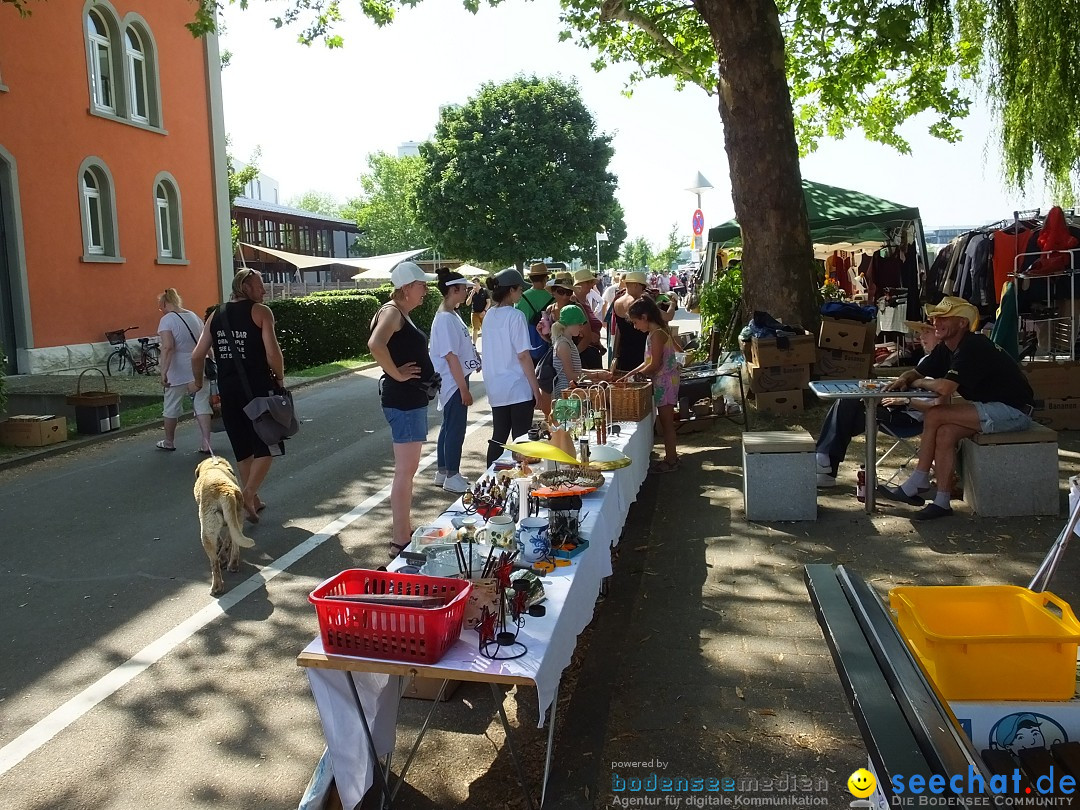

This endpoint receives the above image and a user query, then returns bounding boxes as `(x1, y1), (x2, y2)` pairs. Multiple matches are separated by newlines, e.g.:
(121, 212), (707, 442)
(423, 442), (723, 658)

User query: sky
(218, 0), (1055, 249)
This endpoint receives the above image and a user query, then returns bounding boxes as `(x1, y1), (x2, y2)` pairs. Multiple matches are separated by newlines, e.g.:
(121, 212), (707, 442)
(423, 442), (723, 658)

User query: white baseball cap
(390, 261), (436, 289)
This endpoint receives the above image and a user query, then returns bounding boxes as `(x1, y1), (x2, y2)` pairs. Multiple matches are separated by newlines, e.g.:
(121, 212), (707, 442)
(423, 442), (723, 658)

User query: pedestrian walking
(156, 288), (213, 453)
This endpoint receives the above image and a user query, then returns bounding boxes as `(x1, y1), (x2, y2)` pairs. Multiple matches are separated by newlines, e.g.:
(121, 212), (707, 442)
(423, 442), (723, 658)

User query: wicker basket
(536, 468), (605, 490)
(65, 368), (120, 408)
(608, 381), (653, 422)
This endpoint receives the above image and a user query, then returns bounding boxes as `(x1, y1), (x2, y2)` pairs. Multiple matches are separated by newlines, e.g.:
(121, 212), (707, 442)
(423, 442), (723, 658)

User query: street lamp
(595, 229), (608, 276)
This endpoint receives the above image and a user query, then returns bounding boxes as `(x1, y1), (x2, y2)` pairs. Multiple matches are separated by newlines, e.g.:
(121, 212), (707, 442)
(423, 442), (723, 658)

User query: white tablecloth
(303, 412), (654, 808)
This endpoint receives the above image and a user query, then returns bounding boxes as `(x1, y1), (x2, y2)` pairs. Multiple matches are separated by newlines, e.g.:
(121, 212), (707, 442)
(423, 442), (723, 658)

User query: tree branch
(598, 0), (704, 89)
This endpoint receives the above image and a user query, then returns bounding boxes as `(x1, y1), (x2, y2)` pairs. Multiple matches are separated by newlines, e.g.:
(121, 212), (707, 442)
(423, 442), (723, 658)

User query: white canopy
(454, 263), (489, 278)
(239, 243), (428, 276)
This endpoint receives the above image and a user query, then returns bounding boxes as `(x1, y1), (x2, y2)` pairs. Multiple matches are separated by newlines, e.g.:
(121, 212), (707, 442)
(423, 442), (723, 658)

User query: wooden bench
(806, 564), (1080, 802)
(960, 424), (1059, 517)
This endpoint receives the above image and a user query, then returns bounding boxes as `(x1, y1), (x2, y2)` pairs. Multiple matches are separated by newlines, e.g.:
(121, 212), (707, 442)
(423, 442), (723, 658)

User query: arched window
(78, 159), (121, 261)
(153, 174), (185, 263)
(125, 27), (148, 123)
(87, 9), (115, 114)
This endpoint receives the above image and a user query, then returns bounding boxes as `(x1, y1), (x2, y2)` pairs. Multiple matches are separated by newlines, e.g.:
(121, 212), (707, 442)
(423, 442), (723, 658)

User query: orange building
(0, 0), (231, 374)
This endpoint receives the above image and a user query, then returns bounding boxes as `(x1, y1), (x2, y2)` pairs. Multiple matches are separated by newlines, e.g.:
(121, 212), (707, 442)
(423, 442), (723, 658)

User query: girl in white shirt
(429, 270), (481, 494)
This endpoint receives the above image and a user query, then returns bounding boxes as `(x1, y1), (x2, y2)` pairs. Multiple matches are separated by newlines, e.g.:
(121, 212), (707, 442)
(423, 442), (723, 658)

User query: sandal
(649, 459), (680, 474)
(388, 541), (408, 560)
(156, 440), (176, 452)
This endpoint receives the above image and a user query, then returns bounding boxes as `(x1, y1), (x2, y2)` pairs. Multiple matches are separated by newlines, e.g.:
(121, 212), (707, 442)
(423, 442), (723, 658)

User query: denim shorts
(973, 401), (1033, 434)
(383, 406), (428, 444)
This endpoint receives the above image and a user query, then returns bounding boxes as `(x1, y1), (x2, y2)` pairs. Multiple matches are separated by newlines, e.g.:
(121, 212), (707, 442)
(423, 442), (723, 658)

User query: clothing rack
(1011, 246), (1080, 361)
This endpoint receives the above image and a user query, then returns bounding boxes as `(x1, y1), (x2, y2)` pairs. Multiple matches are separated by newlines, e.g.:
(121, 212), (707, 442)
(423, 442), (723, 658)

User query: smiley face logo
(847, 768), (877, 798)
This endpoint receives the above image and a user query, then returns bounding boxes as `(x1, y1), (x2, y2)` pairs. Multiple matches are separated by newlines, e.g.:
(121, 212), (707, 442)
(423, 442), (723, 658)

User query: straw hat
(528, 262), (550, 279)
(623, 271), (648, 286)
(925, 296), (979, 332)
(573, 268), (597, 285)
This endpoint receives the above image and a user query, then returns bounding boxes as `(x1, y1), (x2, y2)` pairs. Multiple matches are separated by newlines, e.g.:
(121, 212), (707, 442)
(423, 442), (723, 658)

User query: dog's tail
(225, 492), (256, 549)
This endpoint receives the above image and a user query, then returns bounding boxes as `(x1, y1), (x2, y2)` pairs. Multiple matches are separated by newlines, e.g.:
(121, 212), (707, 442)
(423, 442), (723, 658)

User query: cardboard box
(818, 316), (877, 353)
(401, 677), (461, 701)
(753, 389), (804, 414)
(745, 360), (811, 394)
(0, 415), (68, 447)
(950, 692), (1080, 754)
(1025, 361), (1080, 401)
(1033, 397), (1080, 431)
(751, 334), (815, 367)
(814, 348), (873, 380)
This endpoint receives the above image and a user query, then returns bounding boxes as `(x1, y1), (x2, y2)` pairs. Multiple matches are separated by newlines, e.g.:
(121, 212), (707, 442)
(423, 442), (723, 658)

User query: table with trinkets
(297, 410), (654, 809)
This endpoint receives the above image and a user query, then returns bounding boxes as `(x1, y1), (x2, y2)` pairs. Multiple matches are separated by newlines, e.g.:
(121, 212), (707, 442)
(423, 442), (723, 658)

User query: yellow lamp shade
(503, 440), (580, 465)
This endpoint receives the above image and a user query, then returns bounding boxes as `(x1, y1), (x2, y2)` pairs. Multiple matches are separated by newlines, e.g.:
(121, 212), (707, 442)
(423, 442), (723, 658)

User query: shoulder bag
(218, 304), (299, 446)
(174, 311), (216, 380)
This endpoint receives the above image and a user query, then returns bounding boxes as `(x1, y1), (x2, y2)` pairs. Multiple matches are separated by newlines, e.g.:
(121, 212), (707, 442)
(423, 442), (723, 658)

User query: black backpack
(535, 345), (556, 393)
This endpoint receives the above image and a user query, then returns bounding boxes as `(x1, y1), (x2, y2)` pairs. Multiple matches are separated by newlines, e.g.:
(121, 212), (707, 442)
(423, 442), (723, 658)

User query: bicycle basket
(105, 330), (127, 346)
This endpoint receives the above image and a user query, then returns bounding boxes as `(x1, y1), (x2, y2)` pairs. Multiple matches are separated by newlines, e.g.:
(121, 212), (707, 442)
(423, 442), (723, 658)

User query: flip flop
(155, 440), (176, 451)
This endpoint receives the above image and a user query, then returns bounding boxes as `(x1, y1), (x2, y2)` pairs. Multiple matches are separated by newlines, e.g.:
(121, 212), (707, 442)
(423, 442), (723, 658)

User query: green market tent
(707, 179), (921, 246)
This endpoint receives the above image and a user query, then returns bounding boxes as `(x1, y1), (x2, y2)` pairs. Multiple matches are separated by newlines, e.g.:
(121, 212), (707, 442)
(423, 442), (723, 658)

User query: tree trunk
(696, 0), (819, 330)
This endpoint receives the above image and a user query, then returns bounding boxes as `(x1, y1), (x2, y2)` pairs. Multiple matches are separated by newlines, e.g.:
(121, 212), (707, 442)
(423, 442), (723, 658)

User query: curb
(0, 362), (376, 473)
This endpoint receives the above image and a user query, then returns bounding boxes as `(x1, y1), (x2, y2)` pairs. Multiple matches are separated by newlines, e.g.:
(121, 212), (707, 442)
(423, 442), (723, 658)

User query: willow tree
(176, 0), (1080, 324)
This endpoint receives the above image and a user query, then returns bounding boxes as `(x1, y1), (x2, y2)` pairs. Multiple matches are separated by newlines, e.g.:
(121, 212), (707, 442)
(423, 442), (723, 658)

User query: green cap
(558, 305), (588, 326)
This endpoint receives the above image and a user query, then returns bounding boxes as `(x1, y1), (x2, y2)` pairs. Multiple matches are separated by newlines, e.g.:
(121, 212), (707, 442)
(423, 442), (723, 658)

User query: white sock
(900, 469), (929, 496)
(933, 490), (952, 509)
(816, 453), (831, 469)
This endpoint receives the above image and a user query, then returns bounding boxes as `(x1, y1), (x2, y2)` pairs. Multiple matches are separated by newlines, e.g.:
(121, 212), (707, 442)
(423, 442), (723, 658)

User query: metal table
(808, 380), (937, 513)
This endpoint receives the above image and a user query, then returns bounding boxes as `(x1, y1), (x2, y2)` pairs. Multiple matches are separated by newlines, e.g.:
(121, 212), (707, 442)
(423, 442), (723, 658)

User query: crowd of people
(162, 259), (687, 559)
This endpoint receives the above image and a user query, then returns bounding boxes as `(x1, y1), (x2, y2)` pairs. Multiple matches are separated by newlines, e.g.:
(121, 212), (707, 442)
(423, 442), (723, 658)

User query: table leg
(388, 679), (450, 803)
(864, 398), (878, 514)
(540, 684), (559, 807)
(490, 682), (538, 810)
(345, 671), (395, 810)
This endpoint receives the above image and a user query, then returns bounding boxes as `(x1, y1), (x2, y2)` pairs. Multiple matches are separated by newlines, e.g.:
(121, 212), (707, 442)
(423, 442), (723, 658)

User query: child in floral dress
(620, 297), (681, 472)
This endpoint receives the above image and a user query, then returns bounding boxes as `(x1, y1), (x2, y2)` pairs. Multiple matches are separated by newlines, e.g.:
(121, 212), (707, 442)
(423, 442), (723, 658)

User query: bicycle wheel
(106, 349), (129, 376)
(141, 345), (161, 375)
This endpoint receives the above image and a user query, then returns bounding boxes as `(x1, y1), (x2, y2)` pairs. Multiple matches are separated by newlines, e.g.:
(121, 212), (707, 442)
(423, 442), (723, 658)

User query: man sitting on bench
(878, 296), (1035, 521)
(815, 320), (945, 487)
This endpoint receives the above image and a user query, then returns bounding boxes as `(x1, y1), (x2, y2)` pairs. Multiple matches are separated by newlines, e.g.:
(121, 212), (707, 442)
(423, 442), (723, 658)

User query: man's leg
(815, 398), (865, 479)
(891, 404), (978, 499)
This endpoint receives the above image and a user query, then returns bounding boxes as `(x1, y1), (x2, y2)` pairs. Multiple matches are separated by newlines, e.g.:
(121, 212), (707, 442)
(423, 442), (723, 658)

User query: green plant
(698, 264), (743, 350)
(267, 289), (441, 371)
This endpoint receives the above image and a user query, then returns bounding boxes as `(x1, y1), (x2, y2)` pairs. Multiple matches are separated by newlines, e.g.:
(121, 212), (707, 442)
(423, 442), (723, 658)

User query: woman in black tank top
(368, 262), (437, 558)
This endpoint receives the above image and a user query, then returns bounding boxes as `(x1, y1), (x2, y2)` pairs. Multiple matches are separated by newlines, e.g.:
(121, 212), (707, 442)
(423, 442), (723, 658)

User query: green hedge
(268, 289), (442, 371)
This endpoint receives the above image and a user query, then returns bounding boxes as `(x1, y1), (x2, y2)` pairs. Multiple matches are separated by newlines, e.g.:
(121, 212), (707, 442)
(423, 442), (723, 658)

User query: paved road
(0, 366), (501, 809)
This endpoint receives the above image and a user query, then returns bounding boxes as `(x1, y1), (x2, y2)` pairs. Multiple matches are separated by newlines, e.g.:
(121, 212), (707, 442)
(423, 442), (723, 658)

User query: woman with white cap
(482, 268), (543, 465)
(368, 261), (438, 558)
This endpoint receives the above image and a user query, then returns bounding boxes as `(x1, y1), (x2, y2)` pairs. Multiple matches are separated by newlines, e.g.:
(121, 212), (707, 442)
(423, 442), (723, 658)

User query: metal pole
(596, 234), (601, 276)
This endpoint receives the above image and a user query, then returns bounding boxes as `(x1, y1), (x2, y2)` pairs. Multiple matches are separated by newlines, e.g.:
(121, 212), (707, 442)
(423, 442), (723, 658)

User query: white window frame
(78, 157), (122, 263)
(83, 171), (105, 254)
(87, 9), (115, 114)
(125, 27), (149, 124)
(152, 172), (187, 265)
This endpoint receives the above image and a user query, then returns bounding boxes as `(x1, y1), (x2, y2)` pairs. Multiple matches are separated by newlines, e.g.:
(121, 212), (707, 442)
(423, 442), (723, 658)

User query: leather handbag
(218, 305), (298, 446)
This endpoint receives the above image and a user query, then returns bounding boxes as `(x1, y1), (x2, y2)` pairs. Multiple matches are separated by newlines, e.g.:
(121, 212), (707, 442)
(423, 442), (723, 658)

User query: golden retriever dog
(194, 456), (255, 596)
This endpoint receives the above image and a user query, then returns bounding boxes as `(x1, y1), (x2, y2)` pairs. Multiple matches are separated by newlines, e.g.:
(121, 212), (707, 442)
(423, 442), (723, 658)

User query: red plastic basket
(309, 569), (472, 664)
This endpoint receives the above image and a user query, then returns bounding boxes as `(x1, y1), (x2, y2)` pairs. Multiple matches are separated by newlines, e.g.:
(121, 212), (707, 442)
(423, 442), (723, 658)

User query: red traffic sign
(692, 209), (705, 236)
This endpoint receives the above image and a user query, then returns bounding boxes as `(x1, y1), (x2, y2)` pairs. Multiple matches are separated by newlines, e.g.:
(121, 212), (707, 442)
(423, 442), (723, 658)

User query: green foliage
(698, 264), (743, 350)
(226, 139), (260, 249)
(414, 76), (620, 268)
(266, 288), (440, 371)
(621, 236), (652, 271)
(287, 190), (343, 217)
(651, 223), (683, 273)
(344, 152), (433, 256)
(0, 346), (6, 415)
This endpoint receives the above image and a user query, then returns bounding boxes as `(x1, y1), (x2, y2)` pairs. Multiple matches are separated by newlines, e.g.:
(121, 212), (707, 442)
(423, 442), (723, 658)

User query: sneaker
(817, 473), (838, 488)
(443, 474), (469, 494)
(433, 471), (447, 486)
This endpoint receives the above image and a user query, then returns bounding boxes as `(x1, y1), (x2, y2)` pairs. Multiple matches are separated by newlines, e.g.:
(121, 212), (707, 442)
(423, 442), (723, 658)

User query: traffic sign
(692, 209), (704, 236)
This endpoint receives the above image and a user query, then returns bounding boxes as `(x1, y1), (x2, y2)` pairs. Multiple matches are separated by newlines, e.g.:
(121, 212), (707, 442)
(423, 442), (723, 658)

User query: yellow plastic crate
(889, 585), (1080, 701)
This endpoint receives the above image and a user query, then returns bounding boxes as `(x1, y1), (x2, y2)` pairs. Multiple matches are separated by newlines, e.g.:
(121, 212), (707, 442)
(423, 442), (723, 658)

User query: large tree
(414, 76), (621, 269)
(341, 151), (433, 257)
(175, 0), (1080, 323)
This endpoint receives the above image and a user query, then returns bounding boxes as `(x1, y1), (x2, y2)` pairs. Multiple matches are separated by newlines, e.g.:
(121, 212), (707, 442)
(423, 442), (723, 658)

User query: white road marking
(0, 414), (493, 776)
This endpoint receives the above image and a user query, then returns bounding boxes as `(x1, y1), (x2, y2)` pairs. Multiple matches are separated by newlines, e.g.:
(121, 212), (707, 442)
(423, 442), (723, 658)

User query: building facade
(0, 0), (231, 374)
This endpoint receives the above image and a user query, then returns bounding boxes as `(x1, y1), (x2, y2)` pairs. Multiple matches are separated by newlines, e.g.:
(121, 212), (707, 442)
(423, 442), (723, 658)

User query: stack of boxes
(815, 316), (877, 381)
(1026, 361), (1080, 430)
(744, 333), (816, 414)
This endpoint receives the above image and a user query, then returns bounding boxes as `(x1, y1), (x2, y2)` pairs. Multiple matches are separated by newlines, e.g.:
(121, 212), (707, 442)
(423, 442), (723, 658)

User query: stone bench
(742, 430), (816, 521)
(960, 423), (1059, 517)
